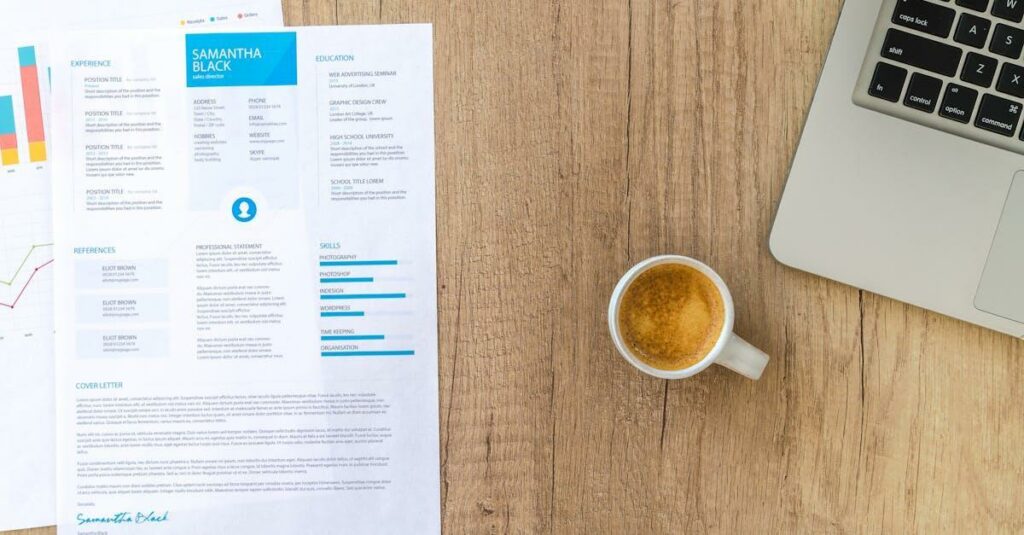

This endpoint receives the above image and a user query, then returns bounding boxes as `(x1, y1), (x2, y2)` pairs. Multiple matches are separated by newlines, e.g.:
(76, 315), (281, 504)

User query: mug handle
(715, 334), (769, 380)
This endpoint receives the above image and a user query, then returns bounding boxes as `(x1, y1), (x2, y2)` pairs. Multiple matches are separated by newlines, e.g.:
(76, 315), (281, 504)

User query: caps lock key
(892, 0), (957, 38)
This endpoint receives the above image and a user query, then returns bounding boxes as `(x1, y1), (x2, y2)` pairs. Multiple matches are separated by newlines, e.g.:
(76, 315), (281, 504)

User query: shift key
(881, 28), (963, 77)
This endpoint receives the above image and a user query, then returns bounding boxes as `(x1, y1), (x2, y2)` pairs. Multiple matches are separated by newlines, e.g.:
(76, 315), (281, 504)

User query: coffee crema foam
(617, 263), (725, 371)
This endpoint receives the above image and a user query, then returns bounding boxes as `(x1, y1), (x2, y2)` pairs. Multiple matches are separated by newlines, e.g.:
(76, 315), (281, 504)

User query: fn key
(868, 62), (908, 102)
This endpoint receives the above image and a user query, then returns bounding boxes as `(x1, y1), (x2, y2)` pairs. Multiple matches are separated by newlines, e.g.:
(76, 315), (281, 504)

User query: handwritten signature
(77, 511), (169, 526)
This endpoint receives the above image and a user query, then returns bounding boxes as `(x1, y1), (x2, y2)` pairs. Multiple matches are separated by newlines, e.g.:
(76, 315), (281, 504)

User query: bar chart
(318, 257), (416, 358)
(0, 44), (46, 169)
(0, 41), (53, 344)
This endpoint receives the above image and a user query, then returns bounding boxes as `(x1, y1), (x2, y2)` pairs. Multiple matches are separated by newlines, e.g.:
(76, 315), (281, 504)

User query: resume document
(49, 26), (439, 534)
(0, 1), (283, 530)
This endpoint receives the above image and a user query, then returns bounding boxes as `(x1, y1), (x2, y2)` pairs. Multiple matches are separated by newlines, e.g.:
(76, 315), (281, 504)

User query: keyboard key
(956, 0), (989, 11)
(975, 93), (1022, 135)
(997, 63), (1024, 97)
(955, 13), (991, 48)
(940, 83), (979, 122)
(990, 23), (1024, 58)
(868, 62), (909, 101)
(961, 52), (999, 86)
(892, 0), (956, 37)
(904, 73), (944, 112)
(992, 0), (1024, 23)
(881, 29), (964, 77)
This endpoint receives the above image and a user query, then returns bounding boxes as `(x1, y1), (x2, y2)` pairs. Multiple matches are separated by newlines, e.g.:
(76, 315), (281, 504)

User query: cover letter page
(50, 26), (438, 534)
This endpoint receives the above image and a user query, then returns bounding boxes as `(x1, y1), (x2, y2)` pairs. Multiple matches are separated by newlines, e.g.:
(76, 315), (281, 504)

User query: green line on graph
(1, 243), (53, 286)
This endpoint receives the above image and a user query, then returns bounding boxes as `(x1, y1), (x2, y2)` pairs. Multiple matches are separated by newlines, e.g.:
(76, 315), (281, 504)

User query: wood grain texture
(7, 1), (1024, 534)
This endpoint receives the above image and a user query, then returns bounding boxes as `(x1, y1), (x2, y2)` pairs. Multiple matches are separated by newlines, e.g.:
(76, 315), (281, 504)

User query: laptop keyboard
(854, 0), (1024, 154)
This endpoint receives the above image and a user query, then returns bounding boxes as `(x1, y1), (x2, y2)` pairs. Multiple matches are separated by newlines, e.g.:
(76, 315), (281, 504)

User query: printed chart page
(0, 2), (283, 531)
(50, 26), (439, 534)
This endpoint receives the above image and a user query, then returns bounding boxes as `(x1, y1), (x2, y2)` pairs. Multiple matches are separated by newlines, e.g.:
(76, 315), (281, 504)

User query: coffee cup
(608, 255), (769, 380)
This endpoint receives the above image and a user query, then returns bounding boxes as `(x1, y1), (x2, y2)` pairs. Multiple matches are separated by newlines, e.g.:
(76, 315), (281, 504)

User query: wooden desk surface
(10, 1), (1024, 533)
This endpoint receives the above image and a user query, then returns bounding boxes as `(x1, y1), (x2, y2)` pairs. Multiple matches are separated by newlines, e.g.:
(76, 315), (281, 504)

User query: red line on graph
(0, 258), (53, 309)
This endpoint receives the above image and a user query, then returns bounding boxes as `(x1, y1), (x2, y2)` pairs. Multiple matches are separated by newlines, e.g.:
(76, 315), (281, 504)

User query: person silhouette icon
(232, 197), (257, 223)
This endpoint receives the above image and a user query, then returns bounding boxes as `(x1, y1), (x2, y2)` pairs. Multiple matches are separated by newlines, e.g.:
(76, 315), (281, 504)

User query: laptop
(772, 0), (1024, 338)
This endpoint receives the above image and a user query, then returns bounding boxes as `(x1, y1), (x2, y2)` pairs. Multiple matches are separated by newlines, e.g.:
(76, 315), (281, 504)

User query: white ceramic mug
(608, 255), (769, 380)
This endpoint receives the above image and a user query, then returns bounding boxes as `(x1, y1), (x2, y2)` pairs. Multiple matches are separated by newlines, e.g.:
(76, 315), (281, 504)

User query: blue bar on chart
(320, 293), (406, 300)
(320, 260), (398, 267)
(318, 255), (414, 358)
(323, 351), (415, 358)
(321, 335), (385, 341)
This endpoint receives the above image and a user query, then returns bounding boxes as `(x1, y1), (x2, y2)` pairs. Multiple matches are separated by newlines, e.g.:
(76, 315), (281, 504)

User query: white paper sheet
(0, 2), (283, 531)
(49, 26), (439, 534)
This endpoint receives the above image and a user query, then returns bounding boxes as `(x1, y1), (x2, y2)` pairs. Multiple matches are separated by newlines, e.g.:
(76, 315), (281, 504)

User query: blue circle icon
(232, 197), (257, 223)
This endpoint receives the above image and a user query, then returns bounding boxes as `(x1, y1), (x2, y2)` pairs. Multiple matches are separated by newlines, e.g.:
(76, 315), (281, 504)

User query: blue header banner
(186, 32), (297, 88)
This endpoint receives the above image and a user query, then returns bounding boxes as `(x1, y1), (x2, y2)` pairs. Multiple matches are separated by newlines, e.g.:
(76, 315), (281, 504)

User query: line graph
(0, 242), (51, 285)
(0, 258), (52, 309)
(0, 170), (53, 336)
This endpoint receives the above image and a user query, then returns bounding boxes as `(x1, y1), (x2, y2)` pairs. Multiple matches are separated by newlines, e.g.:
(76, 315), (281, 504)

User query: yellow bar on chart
(28, 141), (45, 162)
(1, 148), (18, 165)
